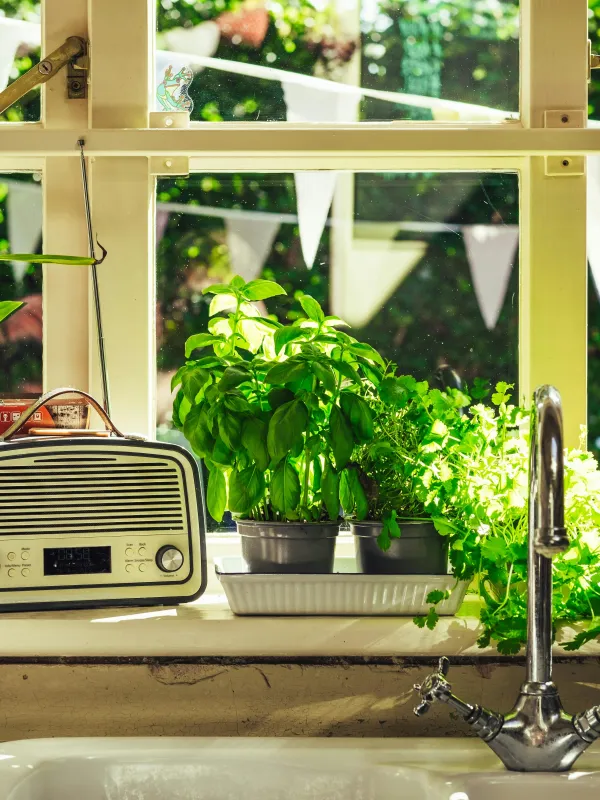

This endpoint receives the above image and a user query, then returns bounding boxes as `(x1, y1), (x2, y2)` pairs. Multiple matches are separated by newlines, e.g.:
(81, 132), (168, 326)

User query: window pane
(155, 0), (519, 123)
(0, 173), (43, 395)
(0, 2), (41, 122)
(156, 170), (519, 528)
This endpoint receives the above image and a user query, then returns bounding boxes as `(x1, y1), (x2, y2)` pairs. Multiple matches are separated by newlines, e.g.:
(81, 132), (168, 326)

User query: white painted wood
(1, 126), (600, 158)
(87, 0), (155, 436)
(519, 0), (589, 445)
(42, 0), (89, 391)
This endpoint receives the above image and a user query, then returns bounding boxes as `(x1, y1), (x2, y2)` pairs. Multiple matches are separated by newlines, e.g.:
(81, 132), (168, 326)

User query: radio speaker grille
(0, 451), (188, 536)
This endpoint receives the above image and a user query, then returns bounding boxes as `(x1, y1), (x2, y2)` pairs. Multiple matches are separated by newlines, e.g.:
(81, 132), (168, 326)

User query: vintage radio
(0, 389), (207, 611)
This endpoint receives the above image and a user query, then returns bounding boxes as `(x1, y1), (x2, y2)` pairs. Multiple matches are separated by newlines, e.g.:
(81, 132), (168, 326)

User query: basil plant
(172, 276), (384, 524)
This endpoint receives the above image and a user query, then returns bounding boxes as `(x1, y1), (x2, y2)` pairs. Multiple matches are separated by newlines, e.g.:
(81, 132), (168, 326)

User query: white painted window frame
(0, 0), (591, 444)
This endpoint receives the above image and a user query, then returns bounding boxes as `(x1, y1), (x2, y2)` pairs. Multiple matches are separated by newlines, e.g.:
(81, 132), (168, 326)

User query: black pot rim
(236, 519), (340, 540)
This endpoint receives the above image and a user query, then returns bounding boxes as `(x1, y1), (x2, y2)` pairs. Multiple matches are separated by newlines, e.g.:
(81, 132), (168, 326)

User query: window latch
(0, 36), (87, 115)
(589, 39), (600, 82)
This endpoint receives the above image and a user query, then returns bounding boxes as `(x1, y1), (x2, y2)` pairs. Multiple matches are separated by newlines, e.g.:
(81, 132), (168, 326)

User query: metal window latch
(0, 35), (87, 114)
(589, 39), (600, 82)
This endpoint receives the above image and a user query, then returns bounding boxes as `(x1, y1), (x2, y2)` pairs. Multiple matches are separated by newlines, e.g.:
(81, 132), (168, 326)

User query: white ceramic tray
(215, 557), (469, 616)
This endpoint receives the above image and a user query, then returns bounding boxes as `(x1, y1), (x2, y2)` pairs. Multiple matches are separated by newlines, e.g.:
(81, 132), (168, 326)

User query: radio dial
(156, 546), (184, 573)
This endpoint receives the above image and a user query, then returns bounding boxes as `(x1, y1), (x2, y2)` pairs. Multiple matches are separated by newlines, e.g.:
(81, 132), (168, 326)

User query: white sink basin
(1, 738), (600, 799)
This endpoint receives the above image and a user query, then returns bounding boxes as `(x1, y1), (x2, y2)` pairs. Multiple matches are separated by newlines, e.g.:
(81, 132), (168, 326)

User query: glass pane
(156, 170), (519, 528)
(0, 173), (43, 395)
(155, 0), (519, 123)
(0, 2), (42, 122)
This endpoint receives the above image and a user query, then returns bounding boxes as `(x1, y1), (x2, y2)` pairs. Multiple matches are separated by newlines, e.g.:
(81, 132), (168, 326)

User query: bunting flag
(7, 181), (42, 286)
(161, 21), (220, 61)
(587, 156), (600, 297)
(156, 209), (170, 245)
(283, 82), (361, 269)
(0, 25), (24, 92)
(226, 216), (280, 280)
(463, 224), (519, 330)
(331, 239), (427, 328)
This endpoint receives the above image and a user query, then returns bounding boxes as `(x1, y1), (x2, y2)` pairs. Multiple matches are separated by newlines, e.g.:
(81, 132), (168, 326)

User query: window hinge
(589, 39), (600, 82)
(67, 40), (89, 100)
(544, 156), (585, 177)
(149, 157), (190, 177)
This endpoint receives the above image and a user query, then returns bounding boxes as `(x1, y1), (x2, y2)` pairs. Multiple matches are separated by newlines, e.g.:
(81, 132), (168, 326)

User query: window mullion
(87, 0), (155, 437)
(519, 0), (588, 446)
(42, 0), (90, 392)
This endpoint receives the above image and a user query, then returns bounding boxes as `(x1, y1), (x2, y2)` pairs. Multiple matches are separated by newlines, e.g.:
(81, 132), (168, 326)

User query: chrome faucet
(413, 385), (600, 772)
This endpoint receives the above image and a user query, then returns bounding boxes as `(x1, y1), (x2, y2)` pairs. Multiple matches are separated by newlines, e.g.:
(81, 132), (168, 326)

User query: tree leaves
(228, 465), (266, 514)
(271, 460), (301, 515)
(329, 404), (354, 470)
(267, 399), (308, 464)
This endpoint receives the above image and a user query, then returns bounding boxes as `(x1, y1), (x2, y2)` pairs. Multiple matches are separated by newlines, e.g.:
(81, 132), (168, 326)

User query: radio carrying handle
(0, 388), (137, 442)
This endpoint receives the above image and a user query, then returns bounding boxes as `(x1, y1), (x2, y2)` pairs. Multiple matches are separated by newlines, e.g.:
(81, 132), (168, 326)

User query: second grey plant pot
(350, 520), (448, 575)
(237, 520), (340, 574)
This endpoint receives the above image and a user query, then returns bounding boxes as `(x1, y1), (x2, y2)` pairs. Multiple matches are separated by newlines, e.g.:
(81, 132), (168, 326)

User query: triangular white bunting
(156, 209), (170, 245)
(587, 156), (600, 297)
(463, 225), (519, 330)
(283, 82), (361, 269)
(0, 26), (23, 92)
(226, 216), (280, 281)
(332, 239), (427, 328)
(7, 181), (43, 286)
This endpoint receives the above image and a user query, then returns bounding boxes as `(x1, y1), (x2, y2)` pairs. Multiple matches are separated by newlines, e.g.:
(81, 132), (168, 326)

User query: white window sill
(0, 536), (595, 659)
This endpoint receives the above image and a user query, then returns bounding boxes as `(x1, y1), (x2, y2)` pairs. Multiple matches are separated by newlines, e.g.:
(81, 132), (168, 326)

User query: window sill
(0, 536), (595, 659)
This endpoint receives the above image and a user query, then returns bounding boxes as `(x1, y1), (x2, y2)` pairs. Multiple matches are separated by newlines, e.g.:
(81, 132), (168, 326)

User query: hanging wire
(78, 138), (111, 417)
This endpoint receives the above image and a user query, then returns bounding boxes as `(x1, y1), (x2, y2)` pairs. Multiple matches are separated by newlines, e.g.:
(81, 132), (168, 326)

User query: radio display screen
(44, 547), (111, 576)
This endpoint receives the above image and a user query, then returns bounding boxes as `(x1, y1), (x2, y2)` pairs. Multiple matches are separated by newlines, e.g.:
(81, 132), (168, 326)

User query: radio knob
(156, 546), (184, 573)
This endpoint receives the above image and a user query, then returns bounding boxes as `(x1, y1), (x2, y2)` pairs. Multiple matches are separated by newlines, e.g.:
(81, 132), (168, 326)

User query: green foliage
(173, 276), (382, 522)
(0, 300), (23, 325)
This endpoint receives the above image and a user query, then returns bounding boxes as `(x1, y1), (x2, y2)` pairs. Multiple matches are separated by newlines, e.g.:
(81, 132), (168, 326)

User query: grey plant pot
(350, 520), (448, 575)
(237, 520), (340, 574)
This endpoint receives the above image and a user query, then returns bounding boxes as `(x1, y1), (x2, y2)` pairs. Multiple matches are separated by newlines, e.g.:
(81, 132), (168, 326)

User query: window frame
(0, 0), (590, 445)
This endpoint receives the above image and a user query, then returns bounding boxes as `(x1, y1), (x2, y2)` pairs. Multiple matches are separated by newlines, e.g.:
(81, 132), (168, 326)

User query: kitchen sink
(1, 738), (600, 799)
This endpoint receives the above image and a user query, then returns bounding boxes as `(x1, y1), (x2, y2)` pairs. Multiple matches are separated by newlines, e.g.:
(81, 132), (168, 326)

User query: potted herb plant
(172, 276), (384, 573)
(342, 373), (480, 575)
(415, 382), (600, 652)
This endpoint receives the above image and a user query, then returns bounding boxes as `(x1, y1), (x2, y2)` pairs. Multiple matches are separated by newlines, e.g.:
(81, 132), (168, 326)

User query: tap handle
(413, 657), (454, 716)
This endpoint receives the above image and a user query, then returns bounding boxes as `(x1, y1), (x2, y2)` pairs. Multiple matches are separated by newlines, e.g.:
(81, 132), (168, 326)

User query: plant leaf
(0, 300), (23, 325)
(203, 282), (239, 296)
(329, 404), (354, 470)
(218, 411), (243, 450)
(182, 368), (209, 403)
(206, 467), (227, 522)
(274, 326), (309, 355)
(185, 333), (225, 357)
(347, 468), (368, 520)
(340, 391), (374, 443)
(267, 399), (308, 464)
(242, 279), (287, 301)
(265, 359), (310, 385)
(268, 387), (295, 409)
(218, 364), (253, 393)
(0, 253), (95, 265)
(271, 460), (301, 515)
(312, 361), (336, 392)
(321, 459), (340, 520)
(299, 294), (325, 323)
(183, 404), (215, 457)
(228, 465), (266, 514)
(209, 293), (237, 316)
(242, 417), (270, 471)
